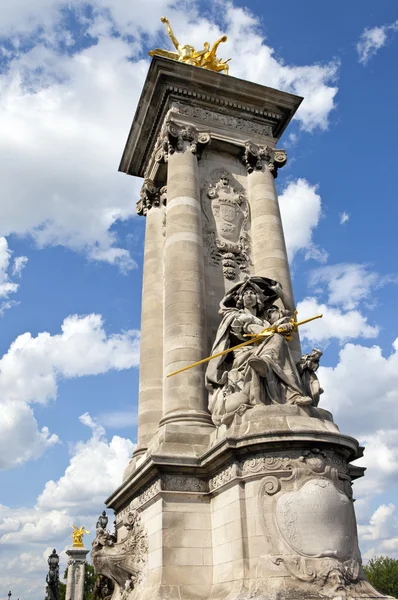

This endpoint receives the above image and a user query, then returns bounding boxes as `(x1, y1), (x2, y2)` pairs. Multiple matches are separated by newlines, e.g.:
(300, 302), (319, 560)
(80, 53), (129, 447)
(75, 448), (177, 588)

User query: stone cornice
(118, 56), (303, 178)
(105, 428), (363, 512)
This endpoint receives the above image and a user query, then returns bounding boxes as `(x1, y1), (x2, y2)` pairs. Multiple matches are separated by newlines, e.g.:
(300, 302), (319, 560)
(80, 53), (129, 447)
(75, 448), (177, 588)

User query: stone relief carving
(254, 447), (377, 599)
(209, 463), (236, 491)
(162, 475), (207, 492)
(205, 276), (320, 427)
(136, 178), (159, 216)
(241, 141), (287, 177)
(202, 168), (251, 280)
(171, 101), (274, 137)
(91, 508), (147, 593)
(154, 119), (210, 164)
(297, 347), (324, 407)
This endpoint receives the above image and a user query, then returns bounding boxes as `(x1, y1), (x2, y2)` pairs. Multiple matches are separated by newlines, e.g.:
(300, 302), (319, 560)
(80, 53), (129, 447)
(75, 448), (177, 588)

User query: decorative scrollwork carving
(260, 475), (281, 495)
(91, 510), (148, 593)
(154, 119), (210, 164)
(162, 475), (208, 492)
(170, 101), (274, 137)
(241, 141), (287, 177)
(136, 179), (160, 216)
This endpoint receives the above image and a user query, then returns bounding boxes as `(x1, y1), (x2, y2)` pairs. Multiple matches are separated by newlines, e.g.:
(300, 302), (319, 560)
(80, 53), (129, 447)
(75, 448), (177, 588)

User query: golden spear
(167, 312), (322, 378)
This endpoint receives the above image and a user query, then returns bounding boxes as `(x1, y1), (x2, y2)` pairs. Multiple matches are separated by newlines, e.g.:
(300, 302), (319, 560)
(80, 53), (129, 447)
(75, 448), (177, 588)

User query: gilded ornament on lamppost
(71, 525), (90, 547)
(149, 16), (230, 74)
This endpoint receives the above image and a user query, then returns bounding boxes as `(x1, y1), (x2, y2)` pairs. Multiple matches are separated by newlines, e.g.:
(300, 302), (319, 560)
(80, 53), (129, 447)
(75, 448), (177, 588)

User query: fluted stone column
(134, 181), (165, 456)
(243, 142), (301, 359)
(161, 121), (212, 426)
(65, 547), (89, 600)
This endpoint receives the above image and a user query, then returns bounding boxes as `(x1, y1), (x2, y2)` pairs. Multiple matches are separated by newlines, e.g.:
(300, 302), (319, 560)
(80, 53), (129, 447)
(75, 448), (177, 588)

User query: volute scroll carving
(136, 178), (160, 216)
(91, 507), (148, 594)
(155, 119), (210, 164)
(255, 447), (379, 599)
(241, 141), (287, 177)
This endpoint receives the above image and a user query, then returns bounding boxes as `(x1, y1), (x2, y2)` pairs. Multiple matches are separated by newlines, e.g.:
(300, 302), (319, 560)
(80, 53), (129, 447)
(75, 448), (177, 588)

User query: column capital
(155, 119), (211, 164)
(241, 141), (287, 178)
(136, 178), (160, 216)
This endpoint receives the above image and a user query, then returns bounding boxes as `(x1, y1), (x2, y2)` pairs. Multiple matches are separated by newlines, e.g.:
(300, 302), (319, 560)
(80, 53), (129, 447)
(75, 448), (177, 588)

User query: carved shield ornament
(276, 479), (356, 559)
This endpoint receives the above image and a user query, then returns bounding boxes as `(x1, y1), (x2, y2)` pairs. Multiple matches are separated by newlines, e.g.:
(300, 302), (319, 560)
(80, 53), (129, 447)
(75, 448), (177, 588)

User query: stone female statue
(205, 277), (312, 426)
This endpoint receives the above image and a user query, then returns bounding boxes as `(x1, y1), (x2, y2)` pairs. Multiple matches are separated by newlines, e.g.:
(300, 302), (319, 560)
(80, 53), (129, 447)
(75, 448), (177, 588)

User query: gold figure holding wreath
(149, 16), (230, 74)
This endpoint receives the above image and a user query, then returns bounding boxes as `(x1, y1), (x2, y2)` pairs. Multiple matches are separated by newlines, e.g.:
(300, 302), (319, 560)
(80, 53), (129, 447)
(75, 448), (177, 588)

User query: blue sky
(0, 0), (398, 596)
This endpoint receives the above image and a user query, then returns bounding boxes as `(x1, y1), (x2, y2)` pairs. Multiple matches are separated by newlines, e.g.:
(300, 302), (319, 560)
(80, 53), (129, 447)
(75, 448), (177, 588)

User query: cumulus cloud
(357, 20), (398, 65)
(308, 263), (398, 310)
(0, 415), (134, 596)
(318, 338), (398, 502)
(0, 236), (27, 299)
(279, 178), (326, 263)
(0, 1), (340, 270)
(0, 314), (139, 470)
(297, 297), (379, 345)
(37, 412), (134, 511)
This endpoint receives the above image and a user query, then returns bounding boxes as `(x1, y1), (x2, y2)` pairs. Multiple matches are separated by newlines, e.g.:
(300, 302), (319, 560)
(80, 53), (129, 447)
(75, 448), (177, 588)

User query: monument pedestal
(91, 56), (390, 600)
(65, 547), (89, 600)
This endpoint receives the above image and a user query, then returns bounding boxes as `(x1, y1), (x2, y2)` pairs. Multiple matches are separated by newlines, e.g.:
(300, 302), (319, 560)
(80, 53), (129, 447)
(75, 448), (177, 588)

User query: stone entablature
(119, 56), (302, 178)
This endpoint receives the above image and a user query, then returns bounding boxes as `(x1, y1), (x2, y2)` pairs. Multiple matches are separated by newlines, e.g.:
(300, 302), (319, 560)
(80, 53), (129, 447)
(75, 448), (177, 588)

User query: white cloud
(297, 297), (379, 345)
(97, 409), (138, 428)
(339, 211), (350, 225)
(0, 36), (145, 270)
(357, 20), (398, 65)
(0, 401), (59, 470)
(0, 236), (26, 298)
(0, 415), (134, 597)
(308, 263), (398, 310)
(359, 504), (396, 542)
(0, 2), (340, 269)
(37, 412), (134, 511)
(279, 178), (326, 263)
(318, 339), (398, 503)
(12, 254), (28, 276)
(0, 314), (139, 470)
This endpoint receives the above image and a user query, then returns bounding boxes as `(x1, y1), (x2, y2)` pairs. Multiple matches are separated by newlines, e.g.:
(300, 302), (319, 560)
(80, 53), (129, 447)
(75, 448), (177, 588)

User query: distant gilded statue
(149, 17), (230, 74)
(72, 525), (90, 547)
(205, 277), (315, 426)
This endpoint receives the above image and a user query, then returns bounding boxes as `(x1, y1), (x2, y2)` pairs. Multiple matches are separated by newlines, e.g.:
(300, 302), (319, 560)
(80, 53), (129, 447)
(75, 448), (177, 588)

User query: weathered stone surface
(97, 58), (388, 600)
(65, 547), (89, 600)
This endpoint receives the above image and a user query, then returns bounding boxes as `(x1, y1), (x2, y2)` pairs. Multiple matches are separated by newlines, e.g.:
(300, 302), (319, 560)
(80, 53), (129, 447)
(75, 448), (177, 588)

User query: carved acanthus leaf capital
(241, 141), (287, 177)
(155, 119), (210, 164)
(136, 178), (160, 216)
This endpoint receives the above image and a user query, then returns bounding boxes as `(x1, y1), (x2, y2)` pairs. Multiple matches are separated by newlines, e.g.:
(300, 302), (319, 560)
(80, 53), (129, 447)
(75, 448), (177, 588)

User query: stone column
(161, 120), (212, 426)
(65, 547), (89, 600)
(134, 181), (165, 456)
(243, 142), (301, 359)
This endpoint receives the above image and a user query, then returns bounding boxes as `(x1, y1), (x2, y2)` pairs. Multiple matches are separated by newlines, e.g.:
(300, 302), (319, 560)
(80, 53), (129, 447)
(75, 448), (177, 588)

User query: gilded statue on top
(72, 525), (90, 547)
(149, 17), (230, 74)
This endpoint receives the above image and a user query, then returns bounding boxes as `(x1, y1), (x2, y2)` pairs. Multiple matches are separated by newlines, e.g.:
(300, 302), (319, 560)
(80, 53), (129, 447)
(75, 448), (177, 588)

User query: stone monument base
(96, 410), (390, 600)
(66, 547), (89, 600)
